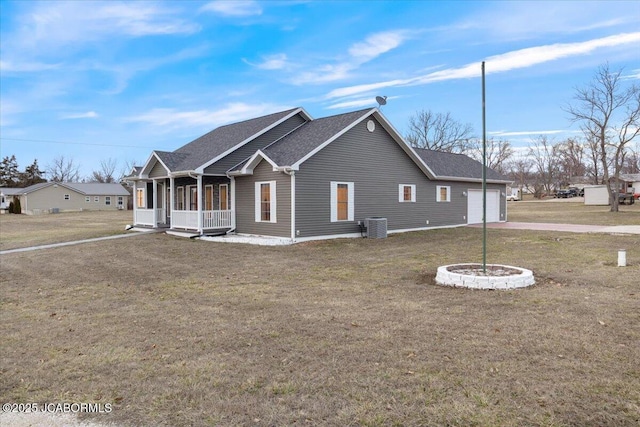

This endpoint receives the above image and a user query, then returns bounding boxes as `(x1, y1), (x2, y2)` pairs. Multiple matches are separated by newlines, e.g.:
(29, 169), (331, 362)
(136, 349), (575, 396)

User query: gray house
(5, 182), (131, 215)
(129, 107), (510, 242)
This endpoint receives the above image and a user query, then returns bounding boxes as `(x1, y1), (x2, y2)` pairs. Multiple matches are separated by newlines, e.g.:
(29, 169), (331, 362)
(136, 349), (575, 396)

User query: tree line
(405, 63), (639, 212)
(0, 155), (134, 187)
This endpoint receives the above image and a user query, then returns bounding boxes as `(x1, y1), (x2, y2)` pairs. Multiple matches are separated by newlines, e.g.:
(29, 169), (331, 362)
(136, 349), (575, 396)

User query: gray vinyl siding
(294, 117), (506, 237)
(149, 160), (168, 178)
(21, 186), (129, 214)
(235, 160), (291, 237)
(204, 113), (307, 175)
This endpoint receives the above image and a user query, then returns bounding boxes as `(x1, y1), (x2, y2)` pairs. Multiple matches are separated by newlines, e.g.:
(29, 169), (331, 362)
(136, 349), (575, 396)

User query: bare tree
(506, 157), (533, 197)
(528, 136), (561, 198)
(46, 156), (81, 182)
(468, 138), (514, 174)
(556, 138), (586, 185)
(565, 64), (640, 211)
(405, 110), (474, 153)
(91, 158), (119, 183)
(622, 142), (640, 174)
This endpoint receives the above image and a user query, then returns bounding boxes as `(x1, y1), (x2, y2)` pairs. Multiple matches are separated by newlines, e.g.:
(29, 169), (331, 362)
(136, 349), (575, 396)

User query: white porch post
(230, 176), (236, 229)
(152, 179), (158, 228)
(133, 180), (138, 223)
(197, 174), (203, 233)
(169, 176), (175, 229)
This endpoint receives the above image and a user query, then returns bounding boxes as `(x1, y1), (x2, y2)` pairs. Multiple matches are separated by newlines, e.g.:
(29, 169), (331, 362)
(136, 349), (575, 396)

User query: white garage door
(467, 189), (500, 224)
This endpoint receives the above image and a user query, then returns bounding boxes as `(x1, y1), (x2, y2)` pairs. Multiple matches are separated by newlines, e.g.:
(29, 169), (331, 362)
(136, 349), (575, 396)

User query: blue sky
(1, 0), (639, 178)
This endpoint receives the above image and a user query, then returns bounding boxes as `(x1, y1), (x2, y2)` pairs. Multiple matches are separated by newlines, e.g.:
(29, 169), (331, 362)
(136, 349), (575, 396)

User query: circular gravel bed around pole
(435, 263), (535, 290)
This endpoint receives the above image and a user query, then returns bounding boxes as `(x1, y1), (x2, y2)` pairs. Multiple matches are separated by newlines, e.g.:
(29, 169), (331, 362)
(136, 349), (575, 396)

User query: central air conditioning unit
(364, 217), (387, 239)
(118, 205), (125, 210)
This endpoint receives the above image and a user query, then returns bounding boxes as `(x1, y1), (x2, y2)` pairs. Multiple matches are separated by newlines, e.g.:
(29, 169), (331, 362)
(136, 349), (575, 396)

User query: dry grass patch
(0, 211), (131, 250)
(1, 228), (639, 426)
(507, 200), (640, 225)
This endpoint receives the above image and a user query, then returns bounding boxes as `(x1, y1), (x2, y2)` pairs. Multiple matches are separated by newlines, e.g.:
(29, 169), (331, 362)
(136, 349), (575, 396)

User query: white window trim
(330, 181), (354, 222)
(117, 196), (124, 206)
(399, 184), (416, 202)
(187, 185), (198, 211)
(85, 196), (90, 203)
(436, 185), (451, 202)
(94, 196), (100, 203)
(255, 181), (277, 223)
(135, 189), (144, 208)
(105, 196), (111, 205)
(219, 184), (229, 210)
(64, 194), (70, 200)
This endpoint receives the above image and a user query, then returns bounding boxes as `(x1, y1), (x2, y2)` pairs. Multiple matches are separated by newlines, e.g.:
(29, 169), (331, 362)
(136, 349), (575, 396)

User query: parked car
(506, 194), (520, 201)
(555, 189), (574, 198)
(568, 187), (581, 197)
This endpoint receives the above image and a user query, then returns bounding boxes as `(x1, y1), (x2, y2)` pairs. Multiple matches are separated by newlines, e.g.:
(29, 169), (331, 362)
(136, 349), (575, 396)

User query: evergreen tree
(20, 159), (46, 186)
(0, 155), (20, 186)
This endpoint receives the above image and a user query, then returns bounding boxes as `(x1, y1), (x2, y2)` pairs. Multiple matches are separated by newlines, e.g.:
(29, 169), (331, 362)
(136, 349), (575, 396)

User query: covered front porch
(132, 175), (235, 234)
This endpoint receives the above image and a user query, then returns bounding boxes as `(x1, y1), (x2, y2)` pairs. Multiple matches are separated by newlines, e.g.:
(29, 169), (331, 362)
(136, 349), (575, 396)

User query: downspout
(225, 173), (237, 235)
(279, 167), (296, 242)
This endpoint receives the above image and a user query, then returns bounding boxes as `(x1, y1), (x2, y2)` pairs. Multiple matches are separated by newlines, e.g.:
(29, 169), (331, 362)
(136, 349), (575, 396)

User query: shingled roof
(413, 149), (509, 182)
(261, 109), (372, 166)
(164, 108), (300, 172)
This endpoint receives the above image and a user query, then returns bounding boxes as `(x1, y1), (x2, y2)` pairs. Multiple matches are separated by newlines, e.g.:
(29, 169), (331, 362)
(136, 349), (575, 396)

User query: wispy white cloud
(243, 53), (290, 70)
(326, 95), (401, 110)
(125, 103), (292, 131)
(200, 1), (262, 17)
(489, 130), (567, 137)
(60, 111), (99, 120)
(290, 30), (410, 85)
(326, 32), (640, 99)
(0, 60), (61, 73)
(13, 1), (199, 51)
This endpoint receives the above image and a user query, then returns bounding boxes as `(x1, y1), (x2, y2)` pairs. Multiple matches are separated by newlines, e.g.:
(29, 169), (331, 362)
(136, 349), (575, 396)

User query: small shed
(584, 185), (609, 205)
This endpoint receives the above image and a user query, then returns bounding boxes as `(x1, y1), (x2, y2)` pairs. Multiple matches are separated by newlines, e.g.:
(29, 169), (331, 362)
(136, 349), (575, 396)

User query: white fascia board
(436, 175), (513, 184)
(140, 151), (171, 178)
(195, 108), (311, 174)
(235, 150), (280, 176)
(292, 108), (375, 169)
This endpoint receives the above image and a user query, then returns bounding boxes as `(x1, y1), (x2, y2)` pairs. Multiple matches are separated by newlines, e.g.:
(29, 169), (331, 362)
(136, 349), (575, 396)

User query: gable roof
(137, 108), (306, 176)
(0, 187), (24, 196)
(414, 149), (510, 182)
(620, 173), (640, 182)
(17, 182), (130, 196)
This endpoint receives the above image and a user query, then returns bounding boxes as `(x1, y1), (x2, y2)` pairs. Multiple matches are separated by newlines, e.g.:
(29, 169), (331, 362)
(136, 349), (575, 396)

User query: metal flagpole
(482, 61), (487, 273)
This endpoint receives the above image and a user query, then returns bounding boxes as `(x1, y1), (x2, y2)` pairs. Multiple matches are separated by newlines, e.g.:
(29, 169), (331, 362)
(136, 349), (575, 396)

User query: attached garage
(467, 189), (501, 224)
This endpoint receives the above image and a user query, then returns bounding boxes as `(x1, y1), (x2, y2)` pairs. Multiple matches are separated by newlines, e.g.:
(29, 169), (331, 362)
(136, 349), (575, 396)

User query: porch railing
(172, 209), (233, 230)
(134, 209), (155, 226)
(156, 208), (166, 223)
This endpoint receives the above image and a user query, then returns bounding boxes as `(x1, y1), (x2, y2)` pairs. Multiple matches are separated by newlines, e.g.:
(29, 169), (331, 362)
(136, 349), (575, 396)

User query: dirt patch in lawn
(1, 228), (639, 426)
(0, 211), (131, 251)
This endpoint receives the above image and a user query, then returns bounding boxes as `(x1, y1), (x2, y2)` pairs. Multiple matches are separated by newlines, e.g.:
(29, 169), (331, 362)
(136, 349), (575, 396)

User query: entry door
(156, 183), (165, 224)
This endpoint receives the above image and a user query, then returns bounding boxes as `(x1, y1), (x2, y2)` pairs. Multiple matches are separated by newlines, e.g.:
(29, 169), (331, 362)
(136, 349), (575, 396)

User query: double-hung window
(105, 196), (111, 206)
(136, 189), (144, 208)
(436, 185), (451, 202)
(399, 184), (416, 202)
(255, 181), (276, 223)
(330, 181), (354, 222)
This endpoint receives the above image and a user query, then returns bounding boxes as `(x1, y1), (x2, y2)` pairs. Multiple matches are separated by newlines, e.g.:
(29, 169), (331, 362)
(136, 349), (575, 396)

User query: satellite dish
(375, 95), (387, 107)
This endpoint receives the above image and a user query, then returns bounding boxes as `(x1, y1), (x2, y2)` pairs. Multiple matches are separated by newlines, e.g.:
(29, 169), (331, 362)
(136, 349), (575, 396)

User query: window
(330, 181), (354, 222)
(255, 181), (276, 223)
(136, 189), (144, 208)
(176, 187), (184, 210)
(105, 196), (111, 206)
(204, 185), (213, 211)
(94, 196), (99, 203)
(188, 186), (198, 210)
(85, 196), (90, 203)
(219, 184), (229, 210)
(117, 196), (123, 206)
(64, 194), (70, 200)
(436, 185), (451, 202)
(399, 184), (416, 202)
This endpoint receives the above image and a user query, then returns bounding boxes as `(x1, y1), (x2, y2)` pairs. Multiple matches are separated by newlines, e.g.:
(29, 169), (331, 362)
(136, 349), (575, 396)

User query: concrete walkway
(0, 231), (155, 255)
(470, 222), (640, 235)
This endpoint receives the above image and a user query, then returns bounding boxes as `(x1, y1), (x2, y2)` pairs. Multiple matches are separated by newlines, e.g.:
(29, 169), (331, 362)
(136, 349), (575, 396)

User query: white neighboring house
(5, 182), (131, 215)
(0, 188), (23, 211)
(619, 173), (640, 196)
